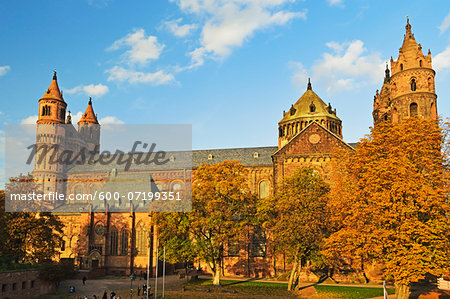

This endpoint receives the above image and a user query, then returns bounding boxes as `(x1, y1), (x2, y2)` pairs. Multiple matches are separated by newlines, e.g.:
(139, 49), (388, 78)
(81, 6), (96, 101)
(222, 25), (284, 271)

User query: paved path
(57, 274), (184, 298)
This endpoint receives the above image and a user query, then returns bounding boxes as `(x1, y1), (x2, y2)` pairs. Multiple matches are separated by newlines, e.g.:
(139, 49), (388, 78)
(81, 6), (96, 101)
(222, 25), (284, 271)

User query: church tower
(373, 18), (437, 124)
(278, 79), (342, 148)
(78, 97), (100, 154)
(34, 72), (67, 194)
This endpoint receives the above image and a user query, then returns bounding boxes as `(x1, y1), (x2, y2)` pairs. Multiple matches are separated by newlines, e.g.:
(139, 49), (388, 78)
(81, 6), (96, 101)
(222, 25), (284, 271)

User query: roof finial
(384, 62), (390, 82)
(66, 110), (72, 124)
(53, 70), (57, 80)
(405, 15), (412, 35)
(307, 78), (312, 90)
(88, 97), (92, 105)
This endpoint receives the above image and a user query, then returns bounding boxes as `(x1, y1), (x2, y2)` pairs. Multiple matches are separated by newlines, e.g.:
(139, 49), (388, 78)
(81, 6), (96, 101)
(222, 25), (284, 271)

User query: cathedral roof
(41, 71), (65, 102)
(78, 97), (99, 125)
(279, 80), (340, 124)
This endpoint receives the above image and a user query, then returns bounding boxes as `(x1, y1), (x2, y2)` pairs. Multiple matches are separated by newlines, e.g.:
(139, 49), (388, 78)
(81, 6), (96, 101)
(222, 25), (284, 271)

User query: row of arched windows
(109, 228), (129, 256)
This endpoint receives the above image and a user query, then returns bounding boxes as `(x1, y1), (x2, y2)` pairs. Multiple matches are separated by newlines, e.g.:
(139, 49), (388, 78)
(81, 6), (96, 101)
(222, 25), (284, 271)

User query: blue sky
(2, 0), (450, 186)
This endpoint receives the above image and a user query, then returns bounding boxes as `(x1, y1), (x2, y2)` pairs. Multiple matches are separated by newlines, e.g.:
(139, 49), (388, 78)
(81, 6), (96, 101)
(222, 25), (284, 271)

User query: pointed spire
(307, 78), (312, 90)
(42, 70), (64, 101)
(78, 97), (99, 125)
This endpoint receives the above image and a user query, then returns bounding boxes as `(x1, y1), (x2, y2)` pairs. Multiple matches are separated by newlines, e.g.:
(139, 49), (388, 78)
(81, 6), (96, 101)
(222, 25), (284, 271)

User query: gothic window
(410, 103), (418, 116)
(310, 103), (316, 113)
(136, 223), (147, 255)
(251, 227), (266, 257)
(110, 227), (118, 256)
(400, 63), (403, 71)
(61, 240), (66, 251)
(384, 115), (388, 121)
(121, 229), (128, 255)
(259, 181), (269, 199)
(419, 60), (422, 67)
(411, 78), (417, 91)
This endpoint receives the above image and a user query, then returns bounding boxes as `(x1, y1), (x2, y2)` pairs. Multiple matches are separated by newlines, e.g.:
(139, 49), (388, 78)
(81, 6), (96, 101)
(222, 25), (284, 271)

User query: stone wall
(0, 269), (55, 299)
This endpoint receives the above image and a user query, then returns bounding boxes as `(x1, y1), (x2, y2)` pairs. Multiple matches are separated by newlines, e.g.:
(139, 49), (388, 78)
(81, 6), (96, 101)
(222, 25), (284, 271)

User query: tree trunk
(288, 259), (299, 291)
(395, 284), (411, 299)
(212, 266), (221, 286)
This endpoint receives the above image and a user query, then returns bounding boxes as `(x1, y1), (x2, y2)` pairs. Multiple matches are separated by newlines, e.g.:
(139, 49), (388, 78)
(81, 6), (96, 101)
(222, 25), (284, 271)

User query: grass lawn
(176, 278), (296, 298)
(314, 284), (395, 299)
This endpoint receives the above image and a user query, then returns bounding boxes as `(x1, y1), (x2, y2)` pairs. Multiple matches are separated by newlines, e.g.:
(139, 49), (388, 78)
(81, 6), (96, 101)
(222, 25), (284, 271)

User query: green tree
(0, 175), (64, 264)
(259, 167), (330, 291)
(324, 118), (450, 299)
(155, 161), (257, 285)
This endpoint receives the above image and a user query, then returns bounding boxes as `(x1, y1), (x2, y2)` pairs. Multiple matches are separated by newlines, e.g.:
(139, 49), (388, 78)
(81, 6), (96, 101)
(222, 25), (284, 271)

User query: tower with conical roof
(34, 71), (68, 194)
(78, 97), (100, 154)
(278, 79), (342, 148)
(373, 18), (437, 124)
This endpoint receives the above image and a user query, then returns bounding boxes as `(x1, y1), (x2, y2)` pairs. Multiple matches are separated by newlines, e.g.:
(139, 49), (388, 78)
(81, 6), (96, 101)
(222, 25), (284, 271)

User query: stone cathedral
(29, 19), (437, 277)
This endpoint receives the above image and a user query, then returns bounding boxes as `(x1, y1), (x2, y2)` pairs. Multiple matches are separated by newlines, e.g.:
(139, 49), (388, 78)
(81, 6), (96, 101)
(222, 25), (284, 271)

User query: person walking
(137, 284), (141, 296)
(102, 291), (107, 299)
(82, 276), (87, 285)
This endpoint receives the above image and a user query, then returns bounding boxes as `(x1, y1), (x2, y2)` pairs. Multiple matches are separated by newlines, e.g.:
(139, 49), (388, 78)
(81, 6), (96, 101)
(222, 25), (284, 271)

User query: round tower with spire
(373, 17), (437, 124)
(34, 71), (67, 195)
(278, 79), (342, 148)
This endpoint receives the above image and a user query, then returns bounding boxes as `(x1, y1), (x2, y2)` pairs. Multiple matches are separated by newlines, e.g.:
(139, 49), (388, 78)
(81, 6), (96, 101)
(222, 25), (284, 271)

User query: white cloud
(21, 115), (38, 125)
(66, 84), (109, 98)
(171, 0), (306, 68)
(328, 0), (343, 6)
(108, 29), (165, 65)
(439, 13), (450, 34)
(291, 40), (384, 93)
(106, 66), (175, 85)
(98, 116), (124, 125)
(165, 18), (198, 37)
(0, 65), (11, 76)
(290, 62), (309, 87)
(434, 45), (450, 71)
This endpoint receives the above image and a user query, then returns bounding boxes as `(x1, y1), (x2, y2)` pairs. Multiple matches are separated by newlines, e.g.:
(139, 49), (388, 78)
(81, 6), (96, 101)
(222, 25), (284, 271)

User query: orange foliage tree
(155, 161), (257, 285)
(259, 167), (330, 291)
(324, 117), (450, 299)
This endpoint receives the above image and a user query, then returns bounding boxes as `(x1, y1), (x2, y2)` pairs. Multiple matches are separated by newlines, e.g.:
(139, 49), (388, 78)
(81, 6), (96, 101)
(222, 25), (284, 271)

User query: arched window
(136, 223), (147, 255)
(419, 60), (422, 67)
(121, 229), (128, 255)
(110, 227), (118, 256)
(400, 63), (403, 71)
(259, 181), (269, 199)
(411, 78), (416, 91)
(410, 103), (418, 116)
(309, 103), (316, 113)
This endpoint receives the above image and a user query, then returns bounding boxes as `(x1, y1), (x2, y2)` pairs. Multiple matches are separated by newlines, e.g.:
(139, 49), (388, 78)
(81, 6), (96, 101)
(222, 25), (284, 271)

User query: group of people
(72, 275), (152, 299)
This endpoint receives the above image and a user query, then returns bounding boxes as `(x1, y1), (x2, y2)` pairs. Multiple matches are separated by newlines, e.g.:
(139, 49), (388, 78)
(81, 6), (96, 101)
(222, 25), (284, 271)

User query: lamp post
(129, 273), (136, 299)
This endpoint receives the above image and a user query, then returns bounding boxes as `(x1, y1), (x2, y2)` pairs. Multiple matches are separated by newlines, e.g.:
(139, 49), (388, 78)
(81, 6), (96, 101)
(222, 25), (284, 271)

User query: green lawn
(181, 278), (295, 297)
(314, 284), (395, 299)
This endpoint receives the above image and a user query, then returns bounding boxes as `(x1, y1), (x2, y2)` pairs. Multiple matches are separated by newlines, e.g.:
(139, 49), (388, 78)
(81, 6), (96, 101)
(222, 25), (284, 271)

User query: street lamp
(129, 273), (136, 299)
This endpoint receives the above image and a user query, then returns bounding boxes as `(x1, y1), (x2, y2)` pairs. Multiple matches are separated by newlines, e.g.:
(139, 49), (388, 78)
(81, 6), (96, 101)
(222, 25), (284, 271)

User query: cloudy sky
(1, 0), (450, 185)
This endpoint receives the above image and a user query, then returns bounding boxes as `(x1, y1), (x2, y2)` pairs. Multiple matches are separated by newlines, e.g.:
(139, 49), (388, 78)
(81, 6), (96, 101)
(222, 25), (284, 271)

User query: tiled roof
(67, 146), (277, 174)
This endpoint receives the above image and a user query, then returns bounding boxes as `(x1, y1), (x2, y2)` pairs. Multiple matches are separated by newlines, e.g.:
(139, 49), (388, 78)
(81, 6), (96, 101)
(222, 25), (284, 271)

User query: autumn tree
(323, 117), (450, 299)
(155, 161), (257, 285)
(0, 175), (64, 264)
(259, 167), (330, 291)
